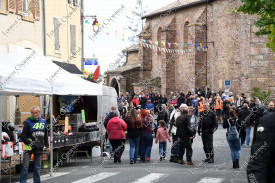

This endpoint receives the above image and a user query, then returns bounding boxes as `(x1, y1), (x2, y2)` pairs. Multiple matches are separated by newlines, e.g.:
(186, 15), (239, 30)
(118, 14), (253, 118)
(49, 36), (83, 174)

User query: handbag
(171, 125), (177, 135)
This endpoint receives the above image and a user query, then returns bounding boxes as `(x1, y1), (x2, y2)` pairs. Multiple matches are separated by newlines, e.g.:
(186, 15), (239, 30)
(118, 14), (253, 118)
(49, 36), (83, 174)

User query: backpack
(227, 119), (240, 141)
(104, 112), (114, 129)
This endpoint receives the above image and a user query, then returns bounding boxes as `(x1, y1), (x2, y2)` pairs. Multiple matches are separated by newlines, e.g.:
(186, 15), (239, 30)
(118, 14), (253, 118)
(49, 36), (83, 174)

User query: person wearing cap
(198, 101), (218, 163)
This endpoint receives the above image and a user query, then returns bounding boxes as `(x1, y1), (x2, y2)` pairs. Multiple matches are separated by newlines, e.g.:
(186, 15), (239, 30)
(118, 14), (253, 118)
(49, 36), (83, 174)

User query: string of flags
(105, 31), (208, 54)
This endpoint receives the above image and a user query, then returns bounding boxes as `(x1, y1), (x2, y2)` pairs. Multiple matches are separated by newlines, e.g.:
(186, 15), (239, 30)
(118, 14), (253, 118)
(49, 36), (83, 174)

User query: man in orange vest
(198, 98), (204, 117)
(214, 96), (223, 124)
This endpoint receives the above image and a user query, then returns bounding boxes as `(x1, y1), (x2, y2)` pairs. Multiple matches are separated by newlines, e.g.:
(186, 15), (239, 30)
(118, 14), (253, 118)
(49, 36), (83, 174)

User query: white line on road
(132, 173), (168, 183)
(71, 172), (119, 183)
(197, 177), (224, 183)
(82, 166), (89, 168)
(15, 172), (70, 183)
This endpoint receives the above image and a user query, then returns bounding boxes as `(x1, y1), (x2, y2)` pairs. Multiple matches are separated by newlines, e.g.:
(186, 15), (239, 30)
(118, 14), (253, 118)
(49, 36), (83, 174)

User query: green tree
(234, 0), (275, 51)
(252, 87), (271, 105)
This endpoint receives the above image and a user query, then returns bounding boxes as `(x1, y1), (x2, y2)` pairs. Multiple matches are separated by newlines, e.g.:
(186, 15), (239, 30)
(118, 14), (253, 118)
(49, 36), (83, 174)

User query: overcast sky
(83, 0), (176, 75)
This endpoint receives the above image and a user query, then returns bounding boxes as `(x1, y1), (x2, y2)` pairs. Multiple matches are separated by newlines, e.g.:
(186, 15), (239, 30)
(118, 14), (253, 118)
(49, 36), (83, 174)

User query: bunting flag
(174, 43), (178, 47)
(155, 41), (158, 46)
(148, 40), (152, 45)
(93, 66), (100, 82)
(85, 20), (89, 24)
(162, 42), (166, 46)
(181, 43), (184, 47)
(168, 43), (171, 48)
(143, 39), (146, 43)
(93, 53), (95, 58)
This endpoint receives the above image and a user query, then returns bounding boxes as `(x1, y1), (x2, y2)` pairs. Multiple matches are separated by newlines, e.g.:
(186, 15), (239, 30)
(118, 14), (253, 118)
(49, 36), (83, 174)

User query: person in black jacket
(20, 106), (50, 183)
(176, 104), (194, 165)
(125, 109), (142, 164)
(140, 94), (148, 109)
(157, 104), (170, 127)
(247, 104), (275, 183)
(198, 101), (218, 163)
(238, 103), (252, 147)
(223, 110), (242, 169)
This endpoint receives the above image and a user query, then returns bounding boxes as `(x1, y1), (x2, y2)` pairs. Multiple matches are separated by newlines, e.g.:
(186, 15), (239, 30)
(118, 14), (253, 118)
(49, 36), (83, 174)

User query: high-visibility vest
(198, 102), (204, 112)
(215, 100), (223, 110)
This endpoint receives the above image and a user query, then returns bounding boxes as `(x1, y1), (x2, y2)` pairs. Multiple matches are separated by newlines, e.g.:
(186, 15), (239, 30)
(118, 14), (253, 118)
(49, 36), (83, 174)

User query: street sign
(224, 80), (231, 87)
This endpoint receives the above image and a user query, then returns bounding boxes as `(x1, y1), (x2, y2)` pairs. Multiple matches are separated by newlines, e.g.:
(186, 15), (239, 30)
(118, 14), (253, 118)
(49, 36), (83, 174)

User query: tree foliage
(252, 87), (271, 105)
(234, 0), (275, 51)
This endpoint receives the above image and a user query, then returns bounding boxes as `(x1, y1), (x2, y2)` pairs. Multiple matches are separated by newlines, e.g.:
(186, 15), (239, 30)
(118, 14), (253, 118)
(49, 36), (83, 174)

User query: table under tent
(0, 46), (117, 181)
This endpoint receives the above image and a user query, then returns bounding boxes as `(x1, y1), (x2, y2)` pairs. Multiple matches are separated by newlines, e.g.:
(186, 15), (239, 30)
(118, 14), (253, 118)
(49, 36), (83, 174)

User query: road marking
(71, 172), (119, 183)
(82, 166), (88, 168)
(132, 173), (168, 183)
(197, 177), (224, 183)
(15, 172), (70, 183)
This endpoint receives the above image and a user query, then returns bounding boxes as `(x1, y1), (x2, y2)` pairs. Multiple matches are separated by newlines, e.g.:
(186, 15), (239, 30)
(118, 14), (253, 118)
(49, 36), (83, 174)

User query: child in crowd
(155, 120), (171, 161)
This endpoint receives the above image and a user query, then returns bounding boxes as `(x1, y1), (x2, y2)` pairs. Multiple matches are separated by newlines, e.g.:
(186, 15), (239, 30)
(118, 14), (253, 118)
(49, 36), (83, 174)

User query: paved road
(5, 124), (251, 183)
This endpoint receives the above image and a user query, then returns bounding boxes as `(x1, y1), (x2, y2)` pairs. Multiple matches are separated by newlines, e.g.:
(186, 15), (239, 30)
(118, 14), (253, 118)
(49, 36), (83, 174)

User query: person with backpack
(238, 103), (252, 147)
(223, 110), (242, 169)
(104, 106), (116, 158)
(155, 120), (171, 161)
(125, 109), (142, 164)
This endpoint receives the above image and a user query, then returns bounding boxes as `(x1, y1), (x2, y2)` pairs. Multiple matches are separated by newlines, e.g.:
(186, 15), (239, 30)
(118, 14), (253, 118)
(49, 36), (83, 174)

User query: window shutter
(16, 0), (23, 14)
(8, 0), (16, 13)
(34, 0), (40, 20)
(70, 25), (76, 55)
(53, 17), (60, 51)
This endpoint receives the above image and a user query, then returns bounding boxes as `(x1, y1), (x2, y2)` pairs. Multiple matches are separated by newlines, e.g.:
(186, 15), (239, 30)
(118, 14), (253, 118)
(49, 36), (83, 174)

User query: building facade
(106, 0), (274, 97)
(0, 0), (43, 122)
(45, 0), (82, 71)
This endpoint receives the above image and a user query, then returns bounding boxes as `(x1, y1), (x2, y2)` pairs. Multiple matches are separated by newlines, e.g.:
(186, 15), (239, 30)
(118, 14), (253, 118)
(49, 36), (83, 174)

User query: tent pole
(50, 95), (53, 177)
(0, 92), (2, 180)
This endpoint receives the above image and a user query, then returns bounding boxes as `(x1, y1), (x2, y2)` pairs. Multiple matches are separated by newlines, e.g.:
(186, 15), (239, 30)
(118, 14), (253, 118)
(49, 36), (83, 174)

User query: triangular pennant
(85, 20), (89, 24)
(200, 43), (202, 48)
(149, 45), (152, 49)
(106, 32), (110, 36)
(196, 47), (200, 50)
(143, 39), (146, 43)
(162, 42), (166, 46)
(155, 41), (158, 46)
(181, 43), (184, 47)
(168, 43), (171, 48)
(190, 43), (192, 47)
(158, 47), (161, 51)
(93, 53), (95, 57)
(195, 43), (197, 47)
(185, 43), (187, 47)
(122, 34), (125, 41)
(174, 43), (178, 47)
(139, 40), (143, 46)
(149, 40), (152, 45)
(193, 48), (196, 52)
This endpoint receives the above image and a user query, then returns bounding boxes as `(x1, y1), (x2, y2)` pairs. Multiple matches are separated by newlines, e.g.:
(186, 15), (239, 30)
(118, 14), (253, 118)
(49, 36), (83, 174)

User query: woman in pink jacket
(155, 120), (171, 161)
(107, 111), (127, 163)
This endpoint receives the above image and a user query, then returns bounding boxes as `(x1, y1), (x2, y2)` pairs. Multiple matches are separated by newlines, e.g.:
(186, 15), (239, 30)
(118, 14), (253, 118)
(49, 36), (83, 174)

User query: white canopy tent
(0, 46), (117, 178)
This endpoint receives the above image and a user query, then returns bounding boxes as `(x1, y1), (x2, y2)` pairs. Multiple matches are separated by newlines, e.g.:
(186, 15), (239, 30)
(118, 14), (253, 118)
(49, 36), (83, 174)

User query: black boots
(233, 159), (239, 169)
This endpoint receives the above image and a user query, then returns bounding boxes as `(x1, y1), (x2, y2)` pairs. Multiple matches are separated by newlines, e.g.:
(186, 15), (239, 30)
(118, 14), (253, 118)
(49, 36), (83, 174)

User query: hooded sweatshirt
(107, 117), (127, 139)
(22, 116), (49, 153)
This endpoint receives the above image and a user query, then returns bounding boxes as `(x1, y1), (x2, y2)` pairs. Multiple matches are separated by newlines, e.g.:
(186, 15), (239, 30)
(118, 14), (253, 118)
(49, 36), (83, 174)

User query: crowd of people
(104, 89), (275, 183)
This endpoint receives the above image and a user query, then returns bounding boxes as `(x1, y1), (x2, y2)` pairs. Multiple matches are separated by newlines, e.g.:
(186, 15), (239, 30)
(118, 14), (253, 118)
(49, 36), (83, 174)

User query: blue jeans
(245, 127), (251, 146)
(20, 153), (42, 183)
(159, 142), (167, 158)
(140, 133), (153, 161)
(129, 137), (140, 162)
(227, 137), (241, 162)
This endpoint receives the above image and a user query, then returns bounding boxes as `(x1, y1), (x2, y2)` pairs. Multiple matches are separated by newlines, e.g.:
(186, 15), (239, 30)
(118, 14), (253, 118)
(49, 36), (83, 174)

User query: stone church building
(105, 0), (274, 97)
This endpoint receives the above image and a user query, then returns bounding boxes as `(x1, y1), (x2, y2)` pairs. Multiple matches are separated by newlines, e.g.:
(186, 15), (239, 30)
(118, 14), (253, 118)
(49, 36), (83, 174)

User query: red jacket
(131, 98), (139, 106)
(107, 117), (127, 140)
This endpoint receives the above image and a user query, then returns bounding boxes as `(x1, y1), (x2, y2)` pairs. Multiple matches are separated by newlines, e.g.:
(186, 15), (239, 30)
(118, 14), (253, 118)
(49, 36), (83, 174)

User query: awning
(53, 61), (83, 75)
